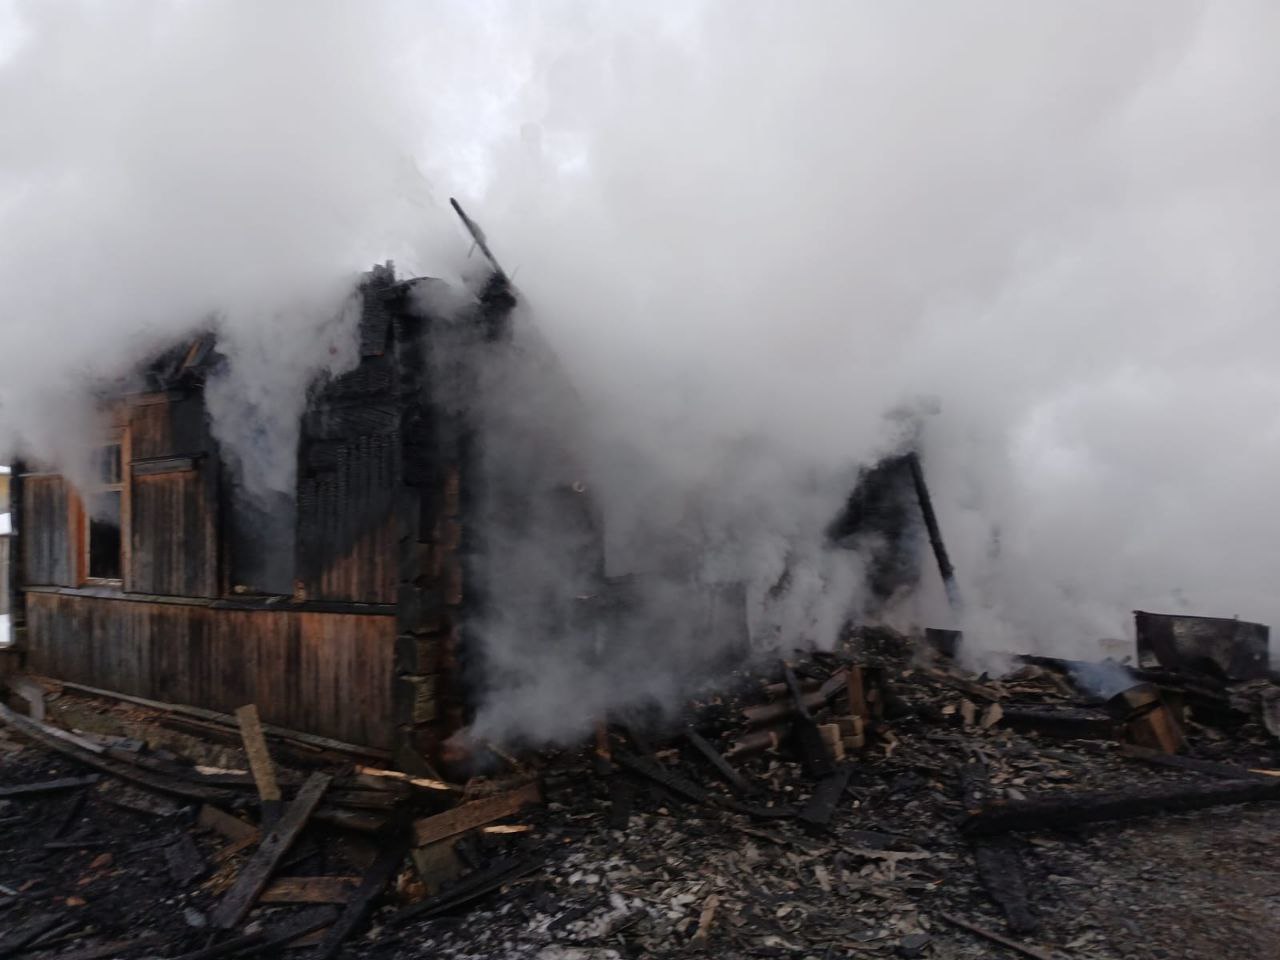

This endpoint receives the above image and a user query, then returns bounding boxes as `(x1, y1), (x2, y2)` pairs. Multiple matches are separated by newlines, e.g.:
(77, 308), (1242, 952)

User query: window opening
(87, 442), (123, 581)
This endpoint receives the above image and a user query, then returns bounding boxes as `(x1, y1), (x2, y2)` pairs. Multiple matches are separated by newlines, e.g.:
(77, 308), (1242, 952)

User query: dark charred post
(797, 763), (853, 830)
(905, 451), (958, 608)
(782, 660), (834, 778)
(962, 777), (1280, 836)
(7, 459), (24, 651)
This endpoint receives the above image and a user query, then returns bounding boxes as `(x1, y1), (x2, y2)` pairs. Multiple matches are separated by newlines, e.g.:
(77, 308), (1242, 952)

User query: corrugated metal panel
(25, 591), (396, 748)
(22, 476), (71, 586)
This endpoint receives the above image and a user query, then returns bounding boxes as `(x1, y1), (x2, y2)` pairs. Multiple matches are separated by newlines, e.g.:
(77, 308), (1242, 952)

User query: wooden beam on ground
(962, 777), (1280, 836)
(412, 781), (541, 847)
(1118, 743), (1276, 782)
(32, 677), (392, 761)
(261, 876), (360, 904)
(390, 855), (543, 926)
(0, 775), (99, 798)
(172, 907), (338, 960)
(614, 753), (708, 805)
(797, 764), (853, 830)
(311, 842), (408, 960)
(209, 771), (332, 930)
(0, 703), (239, 805)
(685, 729), (756, 796)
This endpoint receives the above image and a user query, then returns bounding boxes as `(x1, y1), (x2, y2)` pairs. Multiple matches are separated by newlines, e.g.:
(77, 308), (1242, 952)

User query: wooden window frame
(71, 424), (131, 589)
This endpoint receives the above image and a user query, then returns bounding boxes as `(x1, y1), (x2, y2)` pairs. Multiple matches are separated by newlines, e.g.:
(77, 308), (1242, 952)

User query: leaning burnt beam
(961, 777), (1280, 836)
(905, 451), (959, 608)
(449, 198), (508, 285)
(685, 728), (757, 796)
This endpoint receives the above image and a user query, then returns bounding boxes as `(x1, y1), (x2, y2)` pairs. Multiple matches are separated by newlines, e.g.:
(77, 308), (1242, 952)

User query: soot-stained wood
(22, 475), (72, 586)
(24, 591), (396, 749)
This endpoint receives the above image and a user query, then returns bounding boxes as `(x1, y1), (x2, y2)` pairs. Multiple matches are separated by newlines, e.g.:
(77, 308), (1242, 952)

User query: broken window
(85, 441), (123, 582)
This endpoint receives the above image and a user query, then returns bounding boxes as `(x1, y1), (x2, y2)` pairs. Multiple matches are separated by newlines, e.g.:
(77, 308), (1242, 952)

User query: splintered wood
(209, 771), (332, 929)
(412, 780), (541, 847)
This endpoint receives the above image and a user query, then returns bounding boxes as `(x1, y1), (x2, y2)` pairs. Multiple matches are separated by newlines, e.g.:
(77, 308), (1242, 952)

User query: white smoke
(3, 1), (1280, 743)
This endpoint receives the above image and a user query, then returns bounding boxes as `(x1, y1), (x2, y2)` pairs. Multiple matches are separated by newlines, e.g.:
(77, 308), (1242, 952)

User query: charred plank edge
(310, 842), (408, 959)
(614, 752), (708, 805)
(797, 764), (853, 829)
(261, 876), (359, 904)
(1118, 743), (1275, 781)
(172, 907), (338, 960)
(22, 587), (396, 617)
(961, 777), (1280, 836)
(390, 855), (542, 926)
(28, 677), (392, 760)
(0, 912), (62, 957)
(939, 911), (1059, 960)
(0, 775), (100, 797)
(28, 932), (167, 960)
(685, 728), (756, 796)
(209, 772), (332, 930)
(412, 781), (541, 846)
(234, 705), (282, 804)
(130, 456), (197, 476)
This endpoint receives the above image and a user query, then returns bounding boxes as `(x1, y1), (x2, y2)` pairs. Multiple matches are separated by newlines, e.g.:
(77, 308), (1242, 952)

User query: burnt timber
(8, 263), (521, 769)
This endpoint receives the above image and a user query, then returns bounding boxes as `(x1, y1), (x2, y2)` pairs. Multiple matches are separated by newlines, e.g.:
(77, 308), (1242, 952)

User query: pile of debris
(2, 613), (1279, 959)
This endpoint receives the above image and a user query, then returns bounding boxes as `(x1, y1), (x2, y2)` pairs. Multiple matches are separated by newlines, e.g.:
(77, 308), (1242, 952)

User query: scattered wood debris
(0, 616), (1277, 959)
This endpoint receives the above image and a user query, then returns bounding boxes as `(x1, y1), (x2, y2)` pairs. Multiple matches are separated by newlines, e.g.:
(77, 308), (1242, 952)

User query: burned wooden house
(7, 263), (526, 772)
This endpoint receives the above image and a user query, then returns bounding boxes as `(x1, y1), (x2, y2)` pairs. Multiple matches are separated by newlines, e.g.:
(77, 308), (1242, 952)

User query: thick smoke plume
(3, 2), (1280, 744)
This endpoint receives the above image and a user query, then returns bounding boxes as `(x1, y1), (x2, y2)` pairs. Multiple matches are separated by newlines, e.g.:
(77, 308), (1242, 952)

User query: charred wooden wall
(22, 475), (72, 587)
(15, 268), (509, 763)
(296, 353), (400, 605)
(128, 394), (219, 596)
(25, 590), (396, 747)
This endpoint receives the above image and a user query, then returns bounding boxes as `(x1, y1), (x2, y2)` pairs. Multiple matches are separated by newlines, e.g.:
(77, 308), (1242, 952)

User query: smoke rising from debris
(3, 2), (1280, 742)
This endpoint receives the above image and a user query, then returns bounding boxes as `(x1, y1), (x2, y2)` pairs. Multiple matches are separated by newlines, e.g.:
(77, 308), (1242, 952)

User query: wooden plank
(235, 703), (281, 828)
(846, 666), (869, 721)
(0, 703), (239, 804)
(26, 661), (394, 761)
(311, 842), (407, 960)
(0, 703), (104, 754)
(0, 775), (99, 798)
(1119, 743), (1276, 781)
(614, 752), (708, 805)
(209, 771), (332, 930)
(260, 876), (359, 904)
(962, 777), (1280, 836)
(172, 908), (338, 960)
(412, 781), (541, 847)
(797, 764), (853, 830)
(685, 728), (756, 796)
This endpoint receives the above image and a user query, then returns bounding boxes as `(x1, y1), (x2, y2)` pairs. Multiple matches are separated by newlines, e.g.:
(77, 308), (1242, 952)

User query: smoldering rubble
(2, 609), (1279, 960)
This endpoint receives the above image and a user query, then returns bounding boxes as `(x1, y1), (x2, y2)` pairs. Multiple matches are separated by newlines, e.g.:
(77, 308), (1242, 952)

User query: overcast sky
(3, 3), (1280, 727)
